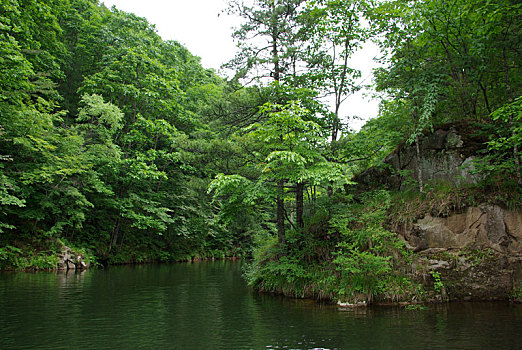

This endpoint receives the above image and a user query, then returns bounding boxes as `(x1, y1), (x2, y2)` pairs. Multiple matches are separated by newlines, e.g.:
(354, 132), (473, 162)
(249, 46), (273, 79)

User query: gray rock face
(354, 123), (487, 190)
(57, 247), (89, 271)
(351, 122), (521, 302)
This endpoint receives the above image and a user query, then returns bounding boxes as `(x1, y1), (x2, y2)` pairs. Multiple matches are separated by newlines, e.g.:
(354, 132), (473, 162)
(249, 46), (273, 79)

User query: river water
(1, 261), (521, 349)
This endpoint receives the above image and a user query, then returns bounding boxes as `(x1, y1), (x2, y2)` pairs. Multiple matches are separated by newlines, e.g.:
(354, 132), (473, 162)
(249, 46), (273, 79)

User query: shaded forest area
(0, 0), (520, 301)
(1, 0), (249, 266)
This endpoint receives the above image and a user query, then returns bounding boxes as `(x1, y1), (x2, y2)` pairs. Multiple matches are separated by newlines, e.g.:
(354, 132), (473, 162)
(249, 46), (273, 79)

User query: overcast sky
(101, 0), (381, 130)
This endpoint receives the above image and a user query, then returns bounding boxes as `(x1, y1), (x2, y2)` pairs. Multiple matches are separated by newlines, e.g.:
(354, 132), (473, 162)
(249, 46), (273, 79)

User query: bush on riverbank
(0, 238), (95, 271)
(244, 176), (522, 304)
(244, 190), (422, 303)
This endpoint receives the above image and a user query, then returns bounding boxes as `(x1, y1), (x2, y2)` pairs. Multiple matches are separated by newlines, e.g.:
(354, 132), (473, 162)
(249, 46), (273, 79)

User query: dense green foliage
(218, 0), (521, 303)
(0, 0), (249, 268)
(0, 0), (520, 304)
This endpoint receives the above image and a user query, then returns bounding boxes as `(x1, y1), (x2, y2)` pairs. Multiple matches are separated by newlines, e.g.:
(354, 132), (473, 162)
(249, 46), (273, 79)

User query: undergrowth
(244, 190), (421, 304)
(0, 238), (96, 271)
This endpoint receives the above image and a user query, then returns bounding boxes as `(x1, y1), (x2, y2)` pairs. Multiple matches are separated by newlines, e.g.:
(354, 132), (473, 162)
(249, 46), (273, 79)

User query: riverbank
(244, 200), (522, 305)
(0, 237), (243, 272)
(244, 123), (522, 305)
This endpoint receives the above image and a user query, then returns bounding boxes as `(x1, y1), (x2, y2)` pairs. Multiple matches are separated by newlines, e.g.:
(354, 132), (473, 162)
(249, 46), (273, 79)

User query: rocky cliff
(355, 122), (487, 190)
(403, 204), (522, 302)
(356, 122), (522, 302)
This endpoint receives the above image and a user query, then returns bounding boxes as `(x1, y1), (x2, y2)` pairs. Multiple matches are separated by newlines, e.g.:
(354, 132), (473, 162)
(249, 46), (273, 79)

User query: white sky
(101, 0), (381, 131)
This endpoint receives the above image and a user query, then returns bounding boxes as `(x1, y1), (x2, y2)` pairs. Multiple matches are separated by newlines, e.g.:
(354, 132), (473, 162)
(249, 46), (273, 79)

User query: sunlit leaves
(0, 0), (237, 260)
(372, 0), (521, 122)
(77, 94), (123, 133)
(489, 96), (522, 153)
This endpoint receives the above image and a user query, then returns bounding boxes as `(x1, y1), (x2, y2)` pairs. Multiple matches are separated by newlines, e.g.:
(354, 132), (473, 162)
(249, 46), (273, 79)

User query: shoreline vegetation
(0, 254), (242, 273)
(1, 0), (520, 306)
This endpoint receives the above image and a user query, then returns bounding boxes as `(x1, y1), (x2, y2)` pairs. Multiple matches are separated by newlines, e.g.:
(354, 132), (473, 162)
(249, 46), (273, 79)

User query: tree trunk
(513, 136), (522, 186)
(296, 182), (304, 229)
(277, 179), (285, 244)
(331, 114), (340, 142)
(503, 47), (522, 185)
(271, 1), (280, 83)
(413, 107), (424, 192)
(415, 133), (424, 192)
(331, 36), (352, 142)
(271, 5), (286, 242)
(109, 216), (120, 251)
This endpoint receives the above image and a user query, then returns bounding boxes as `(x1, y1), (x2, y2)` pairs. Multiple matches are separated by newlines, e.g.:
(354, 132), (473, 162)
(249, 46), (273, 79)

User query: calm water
(1, 262), (521, 349)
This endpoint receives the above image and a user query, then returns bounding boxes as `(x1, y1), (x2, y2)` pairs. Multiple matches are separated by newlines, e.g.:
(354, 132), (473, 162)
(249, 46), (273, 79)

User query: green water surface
(1, 261), (521, 349)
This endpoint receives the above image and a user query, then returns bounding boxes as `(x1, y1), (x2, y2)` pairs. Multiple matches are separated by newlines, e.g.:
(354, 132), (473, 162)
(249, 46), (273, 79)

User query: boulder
(57, 247), (89, 271)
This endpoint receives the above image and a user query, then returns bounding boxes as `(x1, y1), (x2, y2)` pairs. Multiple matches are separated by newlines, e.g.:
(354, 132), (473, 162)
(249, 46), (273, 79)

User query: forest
(0, 0), (520, 302)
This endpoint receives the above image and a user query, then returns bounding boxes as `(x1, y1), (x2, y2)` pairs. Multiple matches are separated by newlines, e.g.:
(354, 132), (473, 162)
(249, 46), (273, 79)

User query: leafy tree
(297, 0), (369, 141)
(211, 101), (347, 242)
(0, 0), (253, 266)
(487, 97), (522, 185)
(226, 0), (306, 239)
(369, 0), (521, 191)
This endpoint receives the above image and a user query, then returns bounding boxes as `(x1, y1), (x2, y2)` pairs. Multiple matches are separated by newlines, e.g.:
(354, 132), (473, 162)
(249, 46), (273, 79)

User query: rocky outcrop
(412, 248), (522, 301)
(400, 204), (522, 302)
(354, 122), (487, 191)
(349, 122), (521, 302)
(351, 122), (522, 302)
(404, 204), (522, 255)
(57, 247), (89, 271)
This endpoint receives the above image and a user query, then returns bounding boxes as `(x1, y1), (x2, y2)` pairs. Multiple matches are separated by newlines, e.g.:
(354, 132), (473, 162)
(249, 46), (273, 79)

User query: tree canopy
(0, 0), (519, 274)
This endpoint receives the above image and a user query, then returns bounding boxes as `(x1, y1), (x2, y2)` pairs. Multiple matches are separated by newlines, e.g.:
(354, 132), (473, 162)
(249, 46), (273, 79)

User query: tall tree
(297, 0), (369, 141)
(369, 0), (521, 191)
(209, 102), (346, 243)
(226, 0), (306, 86)
(226, 0), (308, 240)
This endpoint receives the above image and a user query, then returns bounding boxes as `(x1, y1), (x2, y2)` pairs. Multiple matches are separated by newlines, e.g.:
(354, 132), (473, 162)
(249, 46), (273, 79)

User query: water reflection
(1, 262), (521, 349)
